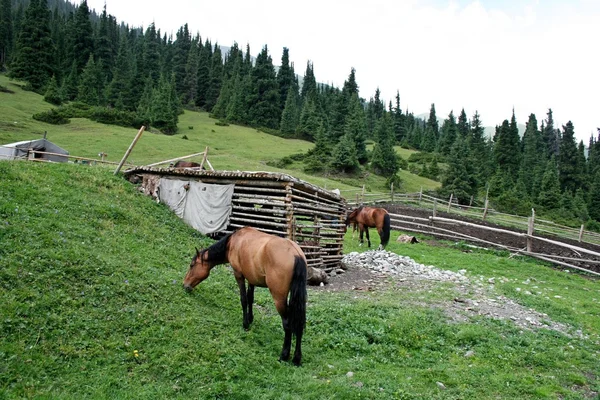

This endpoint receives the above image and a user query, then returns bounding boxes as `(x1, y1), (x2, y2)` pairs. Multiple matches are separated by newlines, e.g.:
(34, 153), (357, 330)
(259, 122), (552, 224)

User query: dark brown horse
(183, 227), (307, 365)
(171, 160), (204, 169)
(345, 206), (391, 250)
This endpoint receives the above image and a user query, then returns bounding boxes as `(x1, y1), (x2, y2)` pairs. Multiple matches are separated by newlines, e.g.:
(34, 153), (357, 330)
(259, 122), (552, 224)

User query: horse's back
(228, 227), (305, 287)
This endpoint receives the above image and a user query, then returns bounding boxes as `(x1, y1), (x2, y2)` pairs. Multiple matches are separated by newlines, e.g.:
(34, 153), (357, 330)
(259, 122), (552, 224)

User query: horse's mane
(197, 232), (234, 266)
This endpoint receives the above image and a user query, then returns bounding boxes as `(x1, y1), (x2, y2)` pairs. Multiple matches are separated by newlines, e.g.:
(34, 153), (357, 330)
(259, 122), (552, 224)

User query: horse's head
(183, 247), (212, 292)
(345, 207), (360, 226)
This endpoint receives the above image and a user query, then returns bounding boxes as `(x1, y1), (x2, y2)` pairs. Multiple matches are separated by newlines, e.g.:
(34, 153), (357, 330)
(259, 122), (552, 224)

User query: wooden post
(447, 194), (453, 213)
(578, 224), (584, 243)
(469, 195), (474, 207)
(361, 184), (365, 205)
(531, 208), (536, 234)
(199, 146), (209, 169)
(433, 199), (437, 219)
(390, 182), (394, 203)
(285, 183), (294, 240)
(482, 187), (489, 220)
(527, 216), (534, 252)
(114, 126), (145, 175)
(419, 186), (423, 206)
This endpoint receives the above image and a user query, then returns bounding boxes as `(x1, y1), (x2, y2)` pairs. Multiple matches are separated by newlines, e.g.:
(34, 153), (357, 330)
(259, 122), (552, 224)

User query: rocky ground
(312, 249), (586, 338)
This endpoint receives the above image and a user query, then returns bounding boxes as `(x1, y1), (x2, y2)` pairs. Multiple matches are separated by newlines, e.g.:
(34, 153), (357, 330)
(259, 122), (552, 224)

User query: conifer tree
(440, 136), (477, 204)
(543, 109), (560, 158)
(393, 91), (407, 143)
(589, 171), (600, 221)
(205, 43), (223, 111)
(226, 72), (250, 124)
(457, 109), (469, 139)
(280, 82), (300, 136)
(371, 112), (399, 177)
(330, 133), (359, 173)
(142, 23), (161, 84)
(344, 93), (368, 164)
(9, 0), (55, 91)
(520, 113), (543, 197)
(277, 47), (295, 111)
(468, 111), (490, 184)
(77, 54), (103, 105)
(537, 158), (561, 211)
(247, 45), (280, 128)
(300, 61), (317, 102)
(297, 97), (321, 141)
(106, 35), (132, 109)
(43, 75), (62, 105)
(70, 0), (94, 73)
(195, 39), (211, 109)
(494, 118), (521, 177)
(438, 111), (458, 155)
(182, 39), (199, 105)
(95, 5), (116, 81)
(558, 121), (582, 194)
(0, 0), (13, 69)
(172, 24), (191, 97)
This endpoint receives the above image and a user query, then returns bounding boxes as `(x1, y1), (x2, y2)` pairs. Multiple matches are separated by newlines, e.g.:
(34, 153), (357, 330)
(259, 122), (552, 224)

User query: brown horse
(183, 227), (307, 365)
(345, 206), (391, 250)
(171, 160), (204, 169)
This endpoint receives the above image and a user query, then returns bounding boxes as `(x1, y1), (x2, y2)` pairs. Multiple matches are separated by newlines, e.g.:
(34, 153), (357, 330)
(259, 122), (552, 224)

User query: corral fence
(342, 186), (600, 276)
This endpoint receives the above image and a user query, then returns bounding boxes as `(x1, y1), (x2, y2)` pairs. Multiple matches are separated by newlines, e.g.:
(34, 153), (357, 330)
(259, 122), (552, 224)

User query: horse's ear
(195, 247), (200, 256)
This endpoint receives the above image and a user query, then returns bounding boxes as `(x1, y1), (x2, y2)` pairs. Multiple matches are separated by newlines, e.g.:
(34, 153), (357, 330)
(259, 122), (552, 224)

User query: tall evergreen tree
(330, 133), (359, 173)
(393, 91), (407, 143)
(371, 112), (399, 177)
(558, 121), (581, 193)
(543, 109), (560, 159)
(195, 39), (211, 109)
(589, 171), (600, 221)
(493, 118), (521, 177)
(520, 113), (543, 198)
(344, 93), (368, 164)
(537, 157), (561, 211)
(9, 0), (55, 91)
(77, 54), (103, 105)
(182, 38), (199, 105)
(106, 34), (132, 109)
(246, 45), (280, 128)
(0, 0), (13, 69)
(300, 61), (317, 102)
(280, 81), (300, 136)
(205, 43), (223, 111)
(94, 5), (116, 81)
(421, 103), (439, 152)
(457, 108), (469, 139)
(438, 110), (458, 155)
(277, 47), (295, 111)
(440, 136), (478, 204)
(70, 0), (94, 73)
(171, 23), (191, 97)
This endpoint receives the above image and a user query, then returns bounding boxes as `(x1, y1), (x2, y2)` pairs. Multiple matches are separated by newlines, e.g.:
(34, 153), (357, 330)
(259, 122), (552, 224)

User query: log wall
(125, 167), (347, 270)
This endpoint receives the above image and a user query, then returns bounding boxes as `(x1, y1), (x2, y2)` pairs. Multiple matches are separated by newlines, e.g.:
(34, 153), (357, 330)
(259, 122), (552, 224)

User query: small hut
(124, 167), (347, 271)
(0, 138), (69, 162)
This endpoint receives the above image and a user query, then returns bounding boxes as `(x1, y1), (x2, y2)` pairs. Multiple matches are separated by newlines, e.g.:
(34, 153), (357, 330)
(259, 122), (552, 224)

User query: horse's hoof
(292, 356), (302, 366)
(279, 354), (290, 362)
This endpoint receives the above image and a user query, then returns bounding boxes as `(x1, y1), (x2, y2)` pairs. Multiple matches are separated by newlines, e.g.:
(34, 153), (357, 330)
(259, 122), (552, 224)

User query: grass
(1, 162), (599, 399)
(0, 73), (440, 194)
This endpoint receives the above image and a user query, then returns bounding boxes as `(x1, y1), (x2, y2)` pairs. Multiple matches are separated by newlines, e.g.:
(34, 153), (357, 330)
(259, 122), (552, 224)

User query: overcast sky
(86, 0), (599, 143)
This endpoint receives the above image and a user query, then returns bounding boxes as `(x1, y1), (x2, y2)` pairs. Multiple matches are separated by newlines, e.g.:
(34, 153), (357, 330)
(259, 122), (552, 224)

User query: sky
(86, 0), (600, 143)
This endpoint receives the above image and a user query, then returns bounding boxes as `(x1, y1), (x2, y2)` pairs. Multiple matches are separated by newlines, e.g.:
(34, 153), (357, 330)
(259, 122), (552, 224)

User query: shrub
(215, 121), (229, 126)
(32, 109), (70, 125)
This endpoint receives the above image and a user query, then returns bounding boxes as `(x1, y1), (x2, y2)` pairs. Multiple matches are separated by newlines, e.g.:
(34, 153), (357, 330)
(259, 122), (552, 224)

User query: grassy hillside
(1, 162), (599, 399)
(0, 74), (439, 194)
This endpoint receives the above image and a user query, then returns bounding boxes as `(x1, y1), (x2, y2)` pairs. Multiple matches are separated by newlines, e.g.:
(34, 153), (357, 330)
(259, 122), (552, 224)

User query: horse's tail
(381, 212), (391, 248)
(289, 256), (307, 337)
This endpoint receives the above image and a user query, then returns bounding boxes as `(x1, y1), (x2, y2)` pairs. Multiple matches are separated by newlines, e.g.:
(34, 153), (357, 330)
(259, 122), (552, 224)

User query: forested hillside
(1, 0), (599, 227)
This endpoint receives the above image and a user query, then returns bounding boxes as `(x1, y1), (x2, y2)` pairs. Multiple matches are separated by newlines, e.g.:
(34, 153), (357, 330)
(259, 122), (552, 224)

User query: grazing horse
(183, 227), (307, 366)
(345, 206), (391, 250)
(171, 160), (204, 169)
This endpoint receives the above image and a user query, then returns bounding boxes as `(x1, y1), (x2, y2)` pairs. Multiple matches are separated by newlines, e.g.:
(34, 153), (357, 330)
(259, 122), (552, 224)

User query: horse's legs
(273, 298), (292, 362)
(364, 226), (371, 247)
(358, 223), (365, 246)
(235, 275), (251, 330)
(247, 284), (255, 325)
(292, 326), (302, 366)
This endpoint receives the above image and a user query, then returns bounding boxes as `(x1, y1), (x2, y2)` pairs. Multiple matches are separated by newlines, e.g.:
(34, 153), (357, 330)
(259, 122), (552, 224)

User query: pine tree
(371, 112), (399, 177)
(247, 45), (280, 129)
(195, 39), (211, 109)
(172, 23), (191, 98)
(296, 97), (320, 141)
(589, 171), (600, 221)
(77, 54), (102, 105)
(300, 61), (317, 102)
(106, 35), (132, 109)
(330, 133), (359, 173)
(393, 91), (407, 144)
(149, 74), (179, 134)
(468, 111), (490, 184)
(438, 111), (458, 155)
(277, 47), (295, 111)
(94, 5), (116, 81)
(182, 39), (199, 105)
(43, 75), (62, 105)
(543, 109), (560, 159)
(9, 0), (55, 91)
(520, 113), (543, 197)
(205, 43), (223, 111)
(537, 158), (561, 211)
(344, 93), (368, 164)
(494, 118), (521, 177)
(457, 109), (469, 139)
(70, 0), (94, 73)
(0, 0), (13, 69)
(558, 121), (581, 194)
(440, 136), (478, 204)
(280, 82), (300, 136)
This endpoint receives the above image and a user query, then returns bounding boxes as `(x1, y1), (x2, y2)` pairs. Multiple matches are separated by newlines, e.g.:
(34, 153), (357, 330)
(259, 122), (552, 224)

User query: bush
(266, 156), (293, 169)
(89, 107), (141, 128)
(215, 121), (229, 126)
(32, 109), (70, 125)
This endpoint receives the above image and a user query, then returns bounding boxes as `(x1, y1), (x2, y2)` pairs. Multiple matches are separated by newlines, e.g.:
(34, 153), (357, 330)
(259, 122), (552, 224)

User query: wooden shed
(124, 167), (347, 271)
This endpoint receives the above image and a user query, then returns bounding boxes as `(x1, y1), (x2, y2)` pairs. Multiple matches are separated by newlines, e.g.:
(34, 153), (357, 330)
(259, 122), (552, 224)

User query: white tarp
(158, 178), (234, 234)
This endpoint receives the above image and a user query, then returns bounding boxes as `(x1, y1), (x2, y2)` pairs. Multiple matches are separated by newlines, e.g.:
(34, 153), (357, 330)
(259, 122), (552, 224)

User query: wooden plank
(115, 126), (145, 175)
